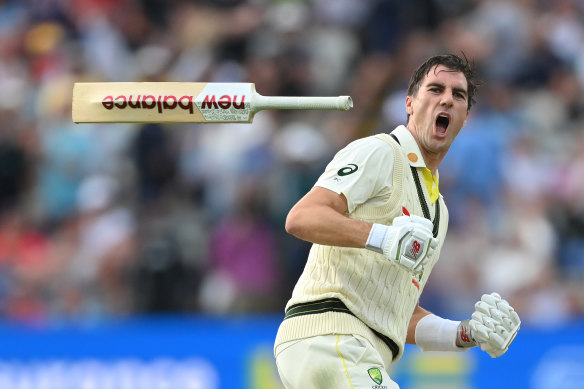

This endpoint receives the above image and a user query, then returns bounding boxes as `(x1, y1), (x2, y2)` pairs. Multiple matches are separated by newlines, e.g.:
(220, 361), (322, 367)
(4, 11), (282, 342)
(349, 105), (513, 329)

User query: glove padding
(467, 292), (521, 358)
(366, 215), (439, 274)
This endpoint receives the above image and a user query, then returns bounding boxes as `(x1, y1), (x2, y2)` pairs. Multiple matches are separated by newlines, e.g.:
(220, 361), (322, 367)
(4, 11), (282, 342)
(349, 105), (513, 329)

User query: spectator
(0, 0), (579, 326)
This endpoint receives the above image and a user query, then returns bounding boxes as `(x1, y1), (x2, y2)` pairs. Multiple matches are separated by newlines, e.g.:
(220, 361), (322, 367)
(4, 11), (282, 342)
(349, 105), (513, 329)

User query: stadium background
(0, 0), (583, 387)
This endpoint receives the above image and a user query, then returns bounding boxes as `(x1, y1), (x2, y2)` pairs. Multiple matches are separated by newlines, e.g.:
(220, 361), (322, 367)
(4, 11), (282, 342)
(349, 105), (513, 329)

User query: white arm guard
(468, 292), (521, 358)
(415, 314), (468, 352)
(366, 215), (438, 274)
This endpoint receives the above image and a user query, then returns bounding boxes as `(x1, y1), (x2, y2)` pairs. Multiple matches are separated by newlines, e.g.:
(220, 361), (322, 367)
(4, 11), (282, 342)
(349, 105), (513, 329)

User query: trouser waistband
(284, 298), (399, 359)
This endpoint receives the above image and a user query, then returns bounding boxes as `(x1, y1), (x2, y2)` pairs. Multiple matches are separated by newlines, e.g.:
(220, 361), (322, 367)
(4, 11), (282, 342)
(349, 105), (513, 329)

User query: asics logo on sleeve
(337, 164), (358, 176)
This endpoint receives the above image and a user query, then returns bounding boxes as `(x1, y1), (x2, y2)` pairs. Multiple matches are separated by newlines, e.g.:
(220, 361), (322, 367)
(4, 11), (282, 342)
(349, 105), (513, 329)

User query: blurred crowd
(0, 0), (583, 327)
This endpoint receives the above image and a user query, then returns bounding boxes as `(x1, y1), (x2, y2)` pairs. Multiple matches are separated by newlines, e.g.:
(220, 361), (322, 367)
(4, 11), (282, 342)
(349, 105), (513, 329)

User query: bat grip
(253, 93), (353, 112)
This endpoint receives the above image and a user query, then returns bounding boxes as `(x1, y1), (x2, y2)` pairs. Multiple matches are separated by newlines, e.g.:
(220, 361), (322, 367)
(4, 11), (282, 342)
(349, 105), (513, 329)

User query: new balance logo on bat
(200, 95), (246, 109)
(101, 94), (248, 114)
(102, 95), (196, 113)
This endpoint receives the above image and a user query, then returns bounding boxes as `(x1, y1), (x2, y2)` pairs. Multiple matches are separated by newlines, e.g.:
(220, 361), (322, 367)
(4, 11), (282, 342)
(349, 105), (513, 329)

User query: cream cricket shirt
(274, 125), (449, 367)
(316, 126), (440, 209)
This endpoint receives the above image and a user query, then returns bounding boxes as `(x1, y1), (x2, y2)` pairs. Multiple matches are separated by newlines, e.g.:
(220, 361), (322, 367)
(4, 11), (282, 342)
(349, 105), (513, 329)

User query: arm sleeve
(315, 136), (395, 213)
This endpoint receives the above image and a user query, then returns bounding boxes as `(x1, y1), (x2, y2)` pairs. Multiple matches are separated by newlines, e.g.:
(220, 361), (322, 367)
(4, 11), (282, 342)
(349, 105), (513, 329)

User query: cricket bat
(72, 82), (353, 123)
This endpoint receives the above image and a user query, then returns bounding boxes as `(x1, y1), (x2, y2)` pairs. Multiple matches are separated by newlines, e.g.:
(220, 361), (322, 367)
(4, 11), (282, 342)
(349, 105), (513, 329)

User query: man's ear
(463, 111), (469, 126)
(405, 96), (414, 116)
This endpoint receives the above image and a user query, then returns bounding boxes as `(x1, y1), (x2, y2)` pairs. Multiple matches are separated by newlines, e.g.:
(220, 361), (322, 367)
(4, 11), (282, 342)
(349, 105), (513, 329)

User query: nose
(440, 93), (454, 108)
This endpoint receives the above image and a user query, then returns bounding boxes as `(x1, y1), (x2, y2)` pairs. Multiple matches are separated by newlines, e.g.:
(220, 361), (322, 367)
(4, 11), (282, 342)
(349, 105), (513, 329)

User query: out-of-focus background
(0, 0), (583, 388)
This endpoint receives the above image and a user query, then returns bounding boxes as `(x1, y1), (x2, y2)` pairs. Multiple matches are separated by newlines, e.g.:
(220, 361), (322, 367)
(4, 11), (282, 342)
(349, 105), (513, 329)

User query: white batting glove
(456, 293), (521, 358)
(366, 215), (438, 274)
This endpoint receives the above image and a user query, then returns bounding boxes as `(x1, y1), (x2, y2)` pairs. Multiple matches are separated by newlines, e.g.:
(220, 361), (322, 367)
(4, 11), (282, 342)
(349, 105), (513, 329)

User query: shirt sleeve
(315, 136), (395, 213)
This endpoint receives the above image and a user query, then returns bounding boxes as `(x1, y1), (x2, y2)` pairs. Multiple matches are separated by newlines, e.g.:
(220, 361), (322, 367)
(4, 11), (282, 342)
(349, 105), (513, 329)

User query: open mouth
(435, 113), (450, 135)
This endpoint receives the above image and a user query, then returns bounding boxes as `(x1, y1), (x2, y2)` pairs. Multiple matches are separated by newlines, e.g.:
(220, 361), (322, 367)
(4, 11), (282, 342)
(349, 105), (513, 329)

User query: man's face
(406, 65), (470, 160)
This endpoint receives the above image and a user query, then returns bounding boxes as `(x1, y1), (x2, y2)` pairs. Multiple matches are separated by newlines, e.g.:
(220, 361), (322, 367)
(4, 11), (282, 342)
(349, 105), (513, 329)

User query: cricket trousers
(275, 334), (399, 389)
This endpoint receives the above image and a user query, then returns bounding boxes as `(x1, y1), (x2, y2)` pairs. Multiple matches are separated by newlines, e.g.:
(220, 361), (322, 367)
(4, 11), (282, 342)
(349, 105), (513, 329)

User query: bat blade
(72, 82), (254, 123)
(72, 82), (352, 124)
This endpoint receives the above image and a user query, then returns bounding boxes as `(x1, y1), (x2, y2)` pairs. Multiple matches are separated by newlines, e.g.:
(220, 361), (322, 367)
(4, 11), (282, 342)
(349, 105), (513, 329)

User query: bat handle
(252, 93), (353, 112)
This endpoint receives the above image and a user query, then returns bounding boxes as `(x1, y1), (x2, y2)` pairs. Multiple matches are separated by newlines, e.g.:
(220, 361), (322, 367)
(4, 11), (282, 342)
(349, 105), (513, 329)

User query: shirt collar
(390, 125), (427, 168)
(391, 125), (441, 199)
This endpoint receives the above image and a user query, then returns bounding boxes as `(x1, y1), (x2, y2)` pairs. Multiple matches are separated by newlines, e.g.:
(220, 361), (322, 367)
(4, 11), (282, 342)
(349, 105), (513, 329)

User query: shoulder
(337, 134), (396, 158)
(327, 135), (396, 170)
(344, 134), (394, 149)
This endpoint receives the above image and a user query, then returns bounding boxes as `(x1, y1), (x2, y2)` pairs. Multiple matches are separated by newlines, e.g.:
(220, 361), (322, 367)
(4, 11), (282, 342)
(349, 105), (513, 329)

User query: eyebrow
(426, 82), (468, 98)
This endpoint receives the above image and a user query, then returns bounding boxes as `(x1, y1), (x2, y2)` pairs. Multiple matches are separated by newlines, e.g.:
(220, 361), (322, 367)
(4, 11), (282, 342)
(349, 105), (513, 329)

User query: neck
(421, 151), (443, 176)
(405, 124), (445, 175)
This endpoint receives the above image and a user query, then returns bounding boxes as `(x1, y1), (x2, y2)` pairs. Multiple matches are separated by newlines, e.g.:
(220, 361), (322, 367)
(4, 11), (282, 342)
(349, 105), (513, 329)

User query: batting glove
(365, 215), (438, 274)
(456, 293), (521, 358)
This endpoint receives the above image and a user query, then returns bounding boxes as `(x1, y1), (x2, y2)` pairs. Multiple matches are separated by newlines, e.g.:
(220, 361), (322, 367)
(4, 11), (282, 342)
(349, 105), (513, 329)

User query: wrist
(365, 223), (387, 253)
(415, 314), (468, 352)
(456, 319), (476, 348)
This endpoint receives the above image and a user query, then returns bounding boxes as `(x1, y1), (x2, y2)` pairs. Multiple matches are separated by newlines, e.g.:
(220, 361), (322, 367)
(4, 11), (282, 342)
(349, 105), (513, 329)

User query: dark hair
(407, 54), (479, 121)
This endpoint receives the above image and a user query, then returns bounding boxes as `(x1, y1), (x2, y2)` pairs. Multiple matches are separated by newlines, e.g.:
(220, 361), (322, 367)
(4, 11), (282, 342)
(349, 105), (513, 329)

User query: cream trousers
(275, 334), (399, 389)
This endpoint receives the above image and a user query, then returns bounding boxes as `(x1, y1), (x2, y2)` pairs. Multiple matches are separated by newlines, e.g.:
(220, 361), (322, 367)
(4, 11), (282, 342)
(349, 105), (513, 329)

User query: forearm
(410, 305), (466, 352)
(406, 304), (432, 344)
(285, 187), (372, 248)
(286, 202), (371, 247)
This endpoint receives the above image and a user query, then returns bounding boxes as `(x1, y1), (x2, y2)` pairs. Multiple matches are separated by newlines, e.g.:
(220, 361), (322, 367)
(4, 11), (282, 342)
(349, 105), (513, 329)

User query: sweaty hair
(406, 54), (479, 122)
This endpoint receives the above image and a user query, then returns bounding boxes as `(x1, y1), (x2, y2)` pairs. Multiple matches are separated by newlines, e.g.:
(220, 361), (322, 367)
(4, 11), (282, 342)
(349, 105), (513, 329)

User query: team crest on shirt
(368, 367), (383, 385)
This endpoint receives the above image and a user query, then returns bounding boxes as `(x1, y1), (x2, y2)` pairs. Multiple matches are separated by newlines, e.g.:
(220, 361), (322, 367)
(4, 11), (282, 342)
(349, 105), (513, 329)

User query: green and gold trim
(284, 298), (399, 359)
(284, 298), (354, 320)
